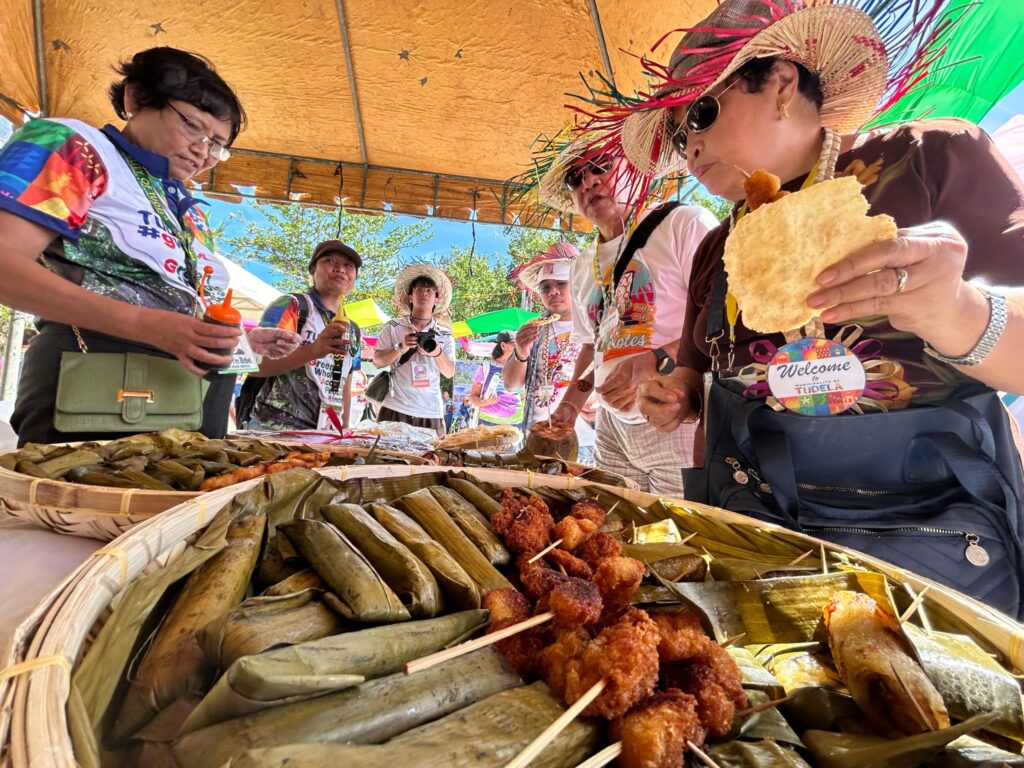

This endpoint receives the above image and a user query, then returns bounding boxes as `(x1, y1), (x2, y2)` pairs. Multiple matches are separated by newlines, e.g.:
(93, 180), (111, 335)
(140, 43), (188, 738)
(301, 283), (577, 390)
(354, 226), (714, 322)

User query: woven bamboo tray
(0, 443), (430, 541)
(4, 466), (1024, 768)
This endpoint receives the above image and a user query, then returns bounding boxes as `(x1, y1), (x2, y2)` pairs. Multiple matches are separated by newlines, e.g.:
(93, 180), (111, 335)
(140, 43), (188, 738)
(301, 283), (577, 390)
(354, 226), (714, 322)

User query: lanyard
(122, 154), (201, 302)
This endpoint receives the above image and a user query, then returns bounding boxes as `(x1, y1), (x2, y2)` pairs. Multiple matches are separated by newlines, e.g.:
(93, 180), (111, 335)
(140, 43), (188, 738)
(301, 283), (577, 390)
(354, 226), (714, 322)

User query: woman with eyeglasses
(528, 136), (717, 495)
(590, 0), (1024, 616)
(0, 47), (250, 445)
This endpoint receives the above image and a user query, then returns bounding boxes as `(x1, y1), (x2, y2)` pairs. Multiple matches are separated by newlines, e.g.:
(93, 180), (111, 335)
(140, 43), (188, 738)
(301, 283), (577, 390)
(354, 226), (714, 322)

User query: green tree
(689, 189), (733, 222)
(223, 203), (433, 309)
(440, 246), (518, 320)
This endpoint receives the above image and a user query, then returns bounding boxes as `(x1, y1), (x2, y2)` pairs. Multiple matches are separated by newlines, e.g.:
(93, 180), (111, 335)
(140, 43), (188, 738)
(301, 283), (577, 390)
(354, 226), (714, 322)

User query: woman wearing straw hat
(608, 0), (1024, 615)
(529, 136), (717, 494)
(372, 264), (456, 438)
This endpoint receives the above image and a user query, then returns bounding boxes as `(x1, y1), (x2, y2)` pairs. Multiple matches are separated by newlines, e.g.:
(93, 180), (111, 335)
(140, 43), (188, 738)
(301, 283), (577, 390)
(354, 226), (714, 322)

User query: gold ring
(894, 267), (909, 294)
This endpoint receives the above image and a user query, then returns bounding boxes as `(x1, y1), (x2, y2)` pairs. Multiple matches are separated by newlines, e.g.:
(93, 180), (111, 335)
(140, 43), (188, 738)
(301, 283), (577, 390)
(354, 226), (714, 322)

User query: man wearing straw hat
(372, 264), (456, 438)
(530, 135), (717, 494)
(504, 241), (595, 462)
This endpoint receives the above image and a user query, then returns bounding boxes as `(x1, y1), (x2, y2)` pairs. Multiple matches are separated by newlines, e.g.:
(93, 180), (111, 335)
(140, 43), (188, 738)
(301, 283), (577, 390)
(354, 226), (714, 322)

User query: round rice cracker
(723, 175), (897, 334)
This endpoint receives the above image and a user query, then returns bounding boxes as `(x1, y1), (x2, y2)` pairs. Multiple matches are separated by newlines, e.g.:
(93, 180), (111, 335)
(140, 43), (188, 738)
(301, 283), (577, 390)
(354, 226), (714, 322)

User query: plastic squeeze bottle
(196, 267), (241, 372)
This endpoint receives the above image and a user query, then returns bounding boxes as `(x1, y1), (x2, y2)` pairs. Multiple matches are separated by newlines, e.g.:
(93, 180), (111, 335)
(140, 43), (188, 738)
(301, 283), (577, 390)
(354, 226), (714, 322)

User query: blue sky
(3, 79), (1024, 290)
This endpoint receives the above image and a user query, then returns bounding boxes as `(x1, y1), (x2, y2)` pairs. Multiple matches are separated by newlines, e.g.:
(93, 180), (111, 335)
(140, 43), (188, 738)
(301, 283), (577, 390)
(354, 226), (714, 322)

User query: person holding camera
(372, 265), (455, 437)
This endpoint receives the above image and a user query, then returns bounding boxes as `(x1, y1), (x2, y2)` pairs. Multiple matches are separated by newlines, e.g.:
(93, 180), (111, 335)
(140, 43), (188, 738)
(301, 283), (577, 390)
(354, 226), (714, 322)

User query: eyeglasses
(166, 102), (231, 162)
(668, 77), (741, 158)
(563, 155), (614, 191)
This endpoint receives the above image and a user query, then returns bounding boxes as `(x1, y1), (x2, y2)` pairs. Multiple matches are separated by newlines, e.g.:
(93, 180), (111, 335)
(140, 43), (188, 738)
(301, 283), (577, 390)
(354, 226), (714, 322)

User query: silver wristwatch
(923, 287), (1007, 367)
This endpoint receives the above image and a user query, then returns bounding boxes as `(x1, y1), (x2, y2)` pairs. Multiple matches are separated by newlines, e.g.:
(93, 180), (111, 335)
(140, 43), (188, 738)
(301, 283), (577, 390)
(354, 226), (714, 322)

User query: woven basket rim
(6, 465), (1023, 767)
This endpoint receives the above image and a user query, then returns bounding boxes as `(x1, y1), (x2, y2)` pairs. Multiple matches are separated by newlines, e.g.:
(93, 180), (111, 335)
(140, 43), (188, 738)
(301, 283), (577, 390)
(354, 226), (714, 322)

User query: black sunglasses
(563, 155), (614, 190)
(669, 77), (741, 157)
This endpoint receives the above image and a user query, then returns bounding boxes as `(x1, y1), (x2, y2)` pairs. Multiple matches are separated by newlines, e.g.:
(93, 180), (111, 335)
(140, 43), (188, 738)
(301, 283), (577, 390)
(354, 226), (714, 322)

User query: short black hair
(733, 57), (824, 110)
(109, 47), (246, 145)
(408, 276), (438, 294)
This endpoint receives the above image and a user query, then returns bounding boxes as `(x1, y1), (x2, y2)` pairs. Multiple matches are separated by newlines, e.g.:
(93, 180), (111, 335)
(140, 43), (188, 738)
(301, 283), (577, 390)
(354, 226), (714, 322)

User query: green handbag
(54, 351), (209, 433)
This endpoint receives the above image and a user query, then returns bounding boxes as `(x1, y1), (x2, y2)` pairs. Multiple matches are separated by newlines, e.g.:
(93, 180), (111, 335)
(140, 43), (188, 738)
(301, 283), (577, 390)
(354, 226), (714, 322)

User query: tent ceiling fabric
(0, 0), (715, 231)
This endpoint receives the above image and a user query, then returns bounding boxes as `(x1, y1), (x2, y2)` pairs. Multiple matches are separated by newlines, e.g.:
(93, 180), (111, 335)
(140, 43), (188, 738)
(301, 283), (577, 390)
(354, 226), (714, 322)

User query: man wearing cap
(372, 264), (456, 438)
(468, 331), (523, 428)
(247, 240), (363, 431)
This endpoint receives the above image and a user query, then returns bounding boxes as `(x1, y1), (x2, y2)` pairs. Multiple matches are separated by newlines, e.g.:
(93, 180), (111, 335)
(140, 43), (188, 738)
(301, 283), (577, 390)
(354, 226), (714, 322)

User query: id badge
(411, 362), (430, 388)
(766, 338), (865, 416)
(537, 384), (555, 401)
(317, 402), (342, 433)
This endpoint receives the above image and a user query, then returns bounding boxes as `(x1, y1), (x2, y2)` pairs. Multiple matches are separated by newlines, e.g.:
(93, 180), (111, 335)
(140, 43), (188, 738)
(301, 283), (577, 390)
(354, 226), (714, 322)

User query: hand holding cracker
(809, 221), (972, 338)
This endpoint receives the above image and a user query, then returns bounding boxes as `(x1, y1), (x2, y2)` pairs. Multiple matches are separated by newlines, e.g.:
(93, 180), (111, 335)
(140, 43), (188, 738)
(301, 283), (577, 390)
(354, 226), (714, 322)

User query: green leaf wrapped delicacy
(278, 518), (410, 623)
(110, 507), (265, 745)
(803, 712), (998, 768)
(621, 541), (707, 582)
(730, 689), (803, 748)
(428, 486), (511, 565)
(928, 734), (1024, 766)
(171, 647), (520, 768)
(260, 568), (324, 596)
(748, 642), (859, 733)
(903, 624), (1024, 741)
(225, 682), (600, 768)
(369, 503), (480, 610)
(727, 646), (787, 701)
(320, 503), (442, 618)
(181, 609), (489, 733)
(705, 739), (814, 768)
(197, 589), (348, 670)
(395, 488), (512, 593)
(637, 572), (892, 643)
(446, 477), (503, 518)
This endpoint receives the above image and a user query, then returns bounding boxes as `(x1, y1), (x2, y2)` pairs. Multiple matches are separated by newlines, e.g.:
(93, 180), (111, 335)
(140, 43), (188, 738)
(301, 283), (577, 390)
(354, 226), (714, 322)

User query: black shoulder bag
(686, 260), (1024, 618)
(364, 331), (416, 405)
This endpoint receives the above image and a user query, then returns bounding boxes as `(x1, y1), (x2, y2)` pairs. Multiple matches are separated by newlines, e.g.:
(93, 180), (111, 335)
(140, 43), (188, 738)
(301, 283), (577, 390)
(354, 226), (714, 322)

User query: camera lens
(419, 335), (438, 354)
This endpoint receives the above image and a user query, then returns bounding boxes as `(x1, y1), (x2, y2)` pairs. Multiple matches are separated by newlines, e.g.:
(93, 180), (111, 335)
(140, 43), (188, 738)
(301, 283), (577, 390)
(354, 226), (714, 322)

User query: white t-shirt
(377, 317), (455, 419)
(570, 204), (717, 424)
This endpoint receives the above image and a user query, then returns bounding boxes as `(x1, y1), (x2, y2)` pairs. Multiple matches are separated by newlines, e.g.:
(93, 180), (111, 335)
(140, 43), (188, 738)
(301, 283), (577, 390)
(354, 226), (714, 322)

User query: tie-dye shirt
(0, 118), (228, 316)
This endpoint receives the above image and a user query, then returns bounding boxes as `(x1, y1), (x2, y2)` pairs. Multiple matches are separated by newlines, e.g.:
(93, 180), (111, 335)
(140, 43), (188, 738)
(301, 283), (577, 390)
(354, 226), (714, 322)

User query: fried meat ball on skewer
(563, 608), (661, 719)
(661, 639), (747, 739)
(615, 689), (706, 768)
(554, 515), (599, 552)
(545, 547), (593, 579)
(482, 587), (546, 679)
(548, 577), (602, 627)
(593, 556), (646, 618)
(569, 499), (608, 527)
(577, 532), (623, 570)
(517, 554), (567, 601)
(493, 489), (555, 555)
(539, 626), (591, 700)
(651, 611), (707, 662)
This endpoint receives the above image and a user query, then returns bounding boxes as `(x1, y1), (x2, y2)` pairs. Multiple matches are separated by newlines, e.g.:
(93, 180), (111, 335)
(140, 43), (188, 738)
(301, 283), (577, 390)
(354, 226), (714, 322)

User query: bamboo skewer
(899, 585), (932, 624)
(528, 539), (564, 564)
(404, 612), (554, 675)
(788, 549), (814, 565)
(687, 739), (724, 768)
(505, 679), (606, 768)
(572, 742), (622, 768)
(735, 696), (789, 718)
(720, 632), (746, 648)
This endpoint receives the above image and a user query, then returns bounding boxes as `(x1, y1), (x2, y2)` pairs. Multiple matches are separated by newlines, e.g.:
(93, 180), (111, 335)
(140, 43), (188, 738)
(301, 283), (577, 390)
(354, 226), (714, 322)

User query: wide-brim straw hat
(392, 263), (453, 317)
(608, 0), (948, 177)
(508, 241), (580, 294)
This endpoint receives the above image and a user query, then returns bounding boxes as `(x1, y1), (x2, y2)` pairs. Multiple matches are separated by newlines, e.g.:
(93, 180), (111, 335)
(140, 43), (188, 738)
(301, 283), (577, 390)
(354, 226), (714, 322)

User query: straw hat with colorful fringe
(392, 263), (453, 317)
(508, 241), (580, 294)
(585, 0), (951, 181)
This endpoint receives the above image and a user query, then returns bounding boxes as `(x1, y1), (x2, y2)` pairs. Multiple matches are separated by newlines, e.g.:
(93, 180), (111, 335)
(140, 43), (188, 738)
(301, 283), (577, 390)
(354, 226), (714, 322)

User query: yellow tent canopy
(0, 0), (714, 232)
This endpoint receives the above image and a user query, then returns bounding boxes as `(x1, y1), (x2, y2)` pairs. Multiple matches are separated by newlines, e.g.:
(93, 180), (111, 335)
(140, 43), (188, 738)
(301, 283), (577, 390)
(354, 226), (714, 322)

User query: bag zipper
(809, 525), (991, 568)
